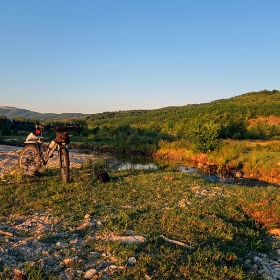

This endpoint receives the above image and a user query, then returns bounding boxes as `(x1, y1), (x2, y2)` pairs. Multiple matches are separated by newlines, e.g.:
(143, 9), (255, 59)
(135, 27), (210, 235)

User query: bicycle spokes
(18, 145), (40, 176)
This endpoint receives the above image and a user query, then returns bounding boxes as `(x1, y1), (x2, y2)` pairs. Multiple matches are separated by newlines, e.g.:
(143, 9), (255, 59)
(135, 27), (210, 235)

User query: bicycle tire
(18, 145), (41, 176)
(60, 147), (69, 183)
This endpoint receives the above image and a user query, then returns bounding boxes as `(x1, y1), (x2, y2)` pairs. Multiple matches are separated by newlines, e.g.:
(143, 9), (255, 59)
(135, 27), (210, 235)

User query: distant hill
(84, 89), (280, 140)
(0, 106), (89, 121)
(2, 89), (280, 128)
(86, 89), (280, 125)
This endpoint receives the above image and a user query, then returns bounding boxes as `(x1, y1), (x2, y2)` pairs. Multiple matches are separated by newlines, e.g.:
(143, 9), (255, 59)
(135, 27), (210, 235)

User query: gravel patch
(0, 145), (102, 176)
(0, 211), (134, 279)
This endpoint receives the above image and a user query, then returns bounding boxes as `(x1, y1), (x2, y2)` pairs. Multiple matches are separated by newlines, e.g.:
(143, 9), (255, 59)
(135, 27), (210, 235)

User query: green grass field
(1, 163), (279, 279)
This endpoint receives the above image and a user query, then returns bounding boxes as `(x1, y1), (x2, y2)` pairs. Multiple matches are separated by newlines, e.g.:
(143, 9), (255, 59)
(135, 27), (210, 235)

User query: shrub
(188, 120), (222, 153)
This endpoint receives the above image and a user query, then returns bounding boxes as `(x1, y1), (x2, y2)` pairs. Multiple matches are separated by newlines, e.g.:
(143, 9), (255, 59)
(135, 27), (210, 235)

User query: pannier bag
(55, 132), (70, 144)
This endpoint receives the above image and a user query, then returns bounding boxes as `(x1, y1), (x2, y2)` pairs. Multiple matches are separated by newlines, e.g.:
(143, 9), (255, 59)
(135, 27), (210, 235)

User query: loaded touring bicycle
(18, 123), (78, 183)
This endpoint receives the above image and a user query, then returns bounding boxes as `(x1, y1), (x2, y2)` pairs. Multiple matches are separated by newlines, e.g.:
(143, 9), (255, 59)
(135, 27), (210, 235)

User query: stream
(104, 153), (272, 187)
(102, 152), (232, 184)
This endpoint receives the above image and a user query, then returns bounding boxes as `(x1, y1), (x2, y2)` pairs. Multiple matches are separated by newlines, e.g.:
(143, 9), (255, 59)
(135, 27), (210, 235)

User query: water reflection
(118, 162), (157, 171)
(110, 153), (158, 171)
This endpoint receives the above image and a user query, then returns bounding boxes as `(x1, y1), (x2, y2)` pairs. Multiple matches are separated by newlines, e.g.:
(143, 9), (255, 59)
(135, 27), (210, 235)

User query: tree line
(1, 90), (280, 153)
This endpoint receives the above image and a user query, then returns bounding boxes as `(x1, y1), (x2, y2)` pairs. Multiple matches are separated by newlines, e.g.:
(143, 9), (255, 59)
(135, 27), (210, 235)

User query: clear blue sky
(1, 0), (279, 114)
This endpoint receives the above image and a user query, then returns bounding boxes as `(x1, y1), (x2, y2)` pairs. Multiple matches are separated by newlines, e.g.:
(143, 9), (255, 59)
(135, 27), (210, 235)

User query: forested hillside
(84, 89), (280, 143)
(1, 90), (280, 152)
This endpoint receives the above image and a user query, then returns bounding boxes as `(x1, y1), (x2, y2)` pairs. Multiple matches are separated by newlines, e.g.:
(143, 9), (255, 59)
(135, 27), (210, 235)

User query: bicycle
(18, 123), (77, 183)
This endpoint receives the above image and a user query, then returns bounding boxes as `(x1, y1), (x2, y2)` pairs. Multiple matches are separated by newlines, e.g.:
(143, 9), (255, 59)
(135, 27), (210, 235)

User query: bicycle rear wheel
(18, 145), (41, 176)
(60, 147), (69, 183)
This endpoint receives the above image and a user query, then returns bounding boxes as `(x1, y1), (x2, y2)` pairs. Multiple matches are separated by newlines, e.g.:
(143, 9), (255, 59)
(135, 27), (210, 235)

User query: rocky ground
(0, 210), (279, 279)
(0, 145), (280, 279)
(0, 210), (147, 279)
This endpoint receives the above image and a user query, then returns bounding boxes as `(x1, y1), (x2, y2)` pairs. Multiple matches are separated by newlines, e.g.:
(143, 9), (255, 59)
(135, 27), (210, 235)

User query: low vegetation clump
(0, 164), (279, 279)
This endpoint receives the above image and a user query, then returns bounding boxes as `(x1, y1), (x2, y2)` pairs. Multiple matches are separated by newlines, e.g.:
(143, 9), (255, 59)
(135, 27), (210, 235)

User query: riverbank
(153, 140), (280, 186)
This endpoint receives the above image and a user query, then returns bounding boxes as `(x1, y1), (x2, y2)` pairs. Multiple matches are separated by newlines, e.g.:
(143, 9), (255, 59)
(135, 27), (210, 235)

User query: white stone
(128, 257), (136, 266)
(110, 234), (147, 244)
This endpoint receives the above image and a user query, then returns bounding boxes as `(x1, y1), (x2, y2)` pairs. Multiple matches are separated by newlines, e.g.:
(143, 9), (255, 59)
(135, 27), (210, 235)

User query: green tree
(188, 120), (222, 153)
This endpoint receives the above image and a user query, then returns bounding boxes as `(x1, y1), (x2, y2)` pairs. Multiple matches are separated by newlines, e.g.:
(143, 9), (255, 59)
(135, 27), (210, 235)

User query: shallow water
(117, 162), (158, 171)
(101, 153), (158, 171)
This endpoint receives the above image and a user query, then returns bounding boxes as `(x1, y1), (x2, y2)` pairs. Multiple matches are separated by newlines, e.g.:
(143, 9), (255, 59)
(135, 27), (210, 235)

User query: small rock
(84, 268), (97, 279)
(69, 238), (78, 244)
(78, 222), (95, 230)
(127, 256), (136, 266)
(13, 268), (26, 280)
(63, 258), (75, 266)
(84, 214), (91, 220)
(110, 234), (147, 244)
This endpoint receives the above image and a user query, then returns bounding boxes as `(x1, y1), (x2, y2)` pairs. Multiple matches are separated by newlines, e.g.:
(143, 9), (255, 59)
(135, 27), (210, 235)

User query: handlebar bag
(55, 132), (70, 144)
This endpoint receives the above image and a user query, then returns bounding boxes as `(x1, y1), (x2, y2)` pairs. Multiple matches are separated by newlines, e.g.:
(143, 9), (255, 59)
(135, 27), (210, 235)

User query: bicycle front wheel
(60, 147), (69, 183)
(18, 145), (41, 176)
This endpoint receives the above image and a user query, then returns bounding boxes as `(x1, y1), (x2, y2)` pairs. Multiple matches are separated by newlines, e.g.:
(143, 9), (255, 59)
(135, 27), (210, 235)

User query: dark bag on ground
(55, 132), (70, 144)
(96, 171), (110, 183)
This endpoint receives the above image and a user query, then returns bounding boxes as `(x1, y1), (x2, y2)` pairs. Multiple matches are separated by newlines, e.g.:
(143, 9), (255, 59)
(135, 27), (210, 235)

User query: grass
(1, 163), (279, 279)
(156, 139), (280, 185)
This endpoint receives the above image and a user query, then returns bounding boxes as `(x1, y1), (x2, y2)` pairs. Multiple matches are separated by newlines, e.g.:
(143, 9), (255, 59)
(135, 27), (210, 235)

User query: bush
(188, 120), (222, 153)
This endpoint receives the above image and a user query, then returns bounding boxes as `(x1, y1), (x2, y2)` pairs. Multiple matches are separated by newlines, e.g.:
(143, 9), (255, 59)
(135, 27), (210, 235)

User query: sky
(1, 0), (280, 114)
